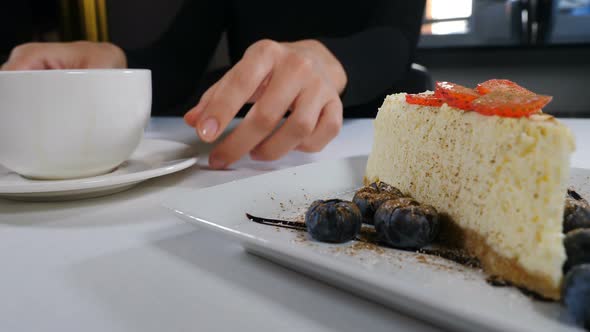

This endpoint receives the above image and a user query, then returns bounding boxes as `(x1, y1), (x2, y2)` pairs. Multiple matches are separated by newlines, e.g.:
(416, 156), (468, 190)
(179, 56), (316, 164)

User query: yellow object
(96, 0), (109, 41)
(60, 0), (109, 41)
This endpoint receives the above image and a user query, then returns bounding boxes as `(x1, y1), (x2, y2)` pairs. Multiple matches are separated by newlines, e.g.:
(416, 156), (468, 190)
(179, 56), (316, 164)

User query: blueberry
(368, 181), (404, 197)
(420, 204), (440, 241)
(305, 199), (362, 243)
(564, 229), (590, 273)
(568, 189), (589, 205)
(564, 205), (590, 234)
(564, 195), (590, 233)
(562, 264), (590, 329)
(352, 187), (379, 222)
(353, 182), (405, 225)
(381, 197), (420, 213)
(374, 203), (440, 250)
(353, 190), (396, 225)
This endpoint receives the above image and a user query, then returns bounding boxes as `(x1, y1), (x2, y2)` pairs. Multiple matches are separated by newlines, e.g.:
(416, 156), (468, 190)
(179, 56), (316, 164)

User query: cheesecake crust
(439, 215), (560, 300)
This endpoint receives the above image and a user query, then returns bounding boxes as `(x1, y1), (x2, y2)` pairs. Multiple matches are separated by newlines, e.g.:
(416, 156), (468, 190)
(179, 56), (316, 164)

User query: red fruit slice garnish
(434, 81), (480, 110)
(471, 91), (552, 117)
(475, 79), (533, 95)
(405, 93), (444, 107)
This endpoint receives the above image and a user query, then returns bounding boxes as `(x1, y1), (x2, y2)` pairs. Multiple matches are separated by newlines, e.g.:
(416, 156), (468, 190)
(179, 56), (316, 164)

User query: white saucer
(0, 138), (197, 201)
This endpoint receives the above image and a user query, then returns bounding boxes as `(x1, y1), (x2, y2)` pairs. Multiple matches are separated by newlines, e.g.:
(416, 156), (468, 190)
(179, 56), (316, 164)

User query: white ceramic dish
(0, 69), (151, 179)
(163, 156), (590, 332)
(0, 138), (197, 201)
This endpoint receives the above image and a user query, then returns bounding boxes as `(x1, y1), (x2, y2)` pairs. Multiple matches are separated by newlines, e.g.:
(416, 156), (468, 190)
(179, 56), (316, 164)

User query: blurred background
(417, 0), (590, 117)
(1, 0), (589, 116)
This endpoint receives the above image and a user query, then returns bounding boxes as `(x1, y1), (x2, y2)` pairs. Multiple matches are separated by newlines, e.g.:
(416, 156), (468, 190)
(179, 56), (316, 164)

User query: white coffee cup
(0, 69), (152, 179)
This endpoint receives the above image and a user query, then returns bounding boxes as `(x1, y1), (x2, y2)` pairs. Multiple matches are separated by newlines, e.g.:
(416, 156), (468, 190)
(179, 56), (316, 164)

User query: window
(419, 0), (590, 48)
(422, 0), (472, 35)
(550, 0), (590, 44)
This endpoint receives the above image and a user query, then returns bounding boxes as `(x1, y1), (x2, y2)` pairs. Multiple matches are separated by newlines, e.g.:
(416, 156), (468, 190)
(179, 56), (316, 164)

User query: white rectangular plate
(163, 156), (590, 332)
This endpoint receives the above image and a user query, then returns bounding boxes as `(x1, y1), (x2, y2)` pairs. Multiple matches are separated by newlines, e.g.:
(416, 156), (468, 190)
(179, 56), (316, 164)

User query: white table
(1, 117), (589, 332)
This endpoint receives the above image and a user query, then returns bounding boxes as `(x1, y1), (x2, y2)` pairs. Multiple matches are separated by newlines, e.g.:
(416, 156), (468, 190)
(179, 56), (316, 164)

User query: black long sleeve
(123, 0), (426, 116)
(319, 1), (426, 108)
(124, 0), (228, 114)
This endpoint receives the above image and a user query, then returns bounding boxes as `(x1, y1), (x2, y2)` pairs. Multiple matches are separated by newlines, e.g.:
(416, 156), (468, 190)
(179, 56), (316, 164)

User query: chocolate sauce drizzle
(245, 213), (307, 231)
(245, 213), (372, 243)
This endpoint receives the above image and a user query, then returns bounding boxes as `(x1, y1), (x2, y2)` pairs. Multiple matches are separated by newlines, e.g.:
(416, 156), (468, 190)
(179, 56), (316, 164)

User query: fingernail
(200, 117), (218, 141)
(209, 156), (226, 169)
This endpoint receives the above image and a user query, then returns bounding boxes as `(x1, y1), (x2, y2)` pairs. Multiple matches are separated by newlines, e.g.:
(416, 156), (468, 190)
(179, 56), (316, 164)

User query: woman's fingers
(184, 80), (220, 127)
(207, 53), (312, 168)
(296, 98), (343, 153)
(1, 42), (126, 71)
(184, 39), (346, 169)
(2, 43), (48, 70)
(249, 78), (328, 161)
(189, 40), (283, 143)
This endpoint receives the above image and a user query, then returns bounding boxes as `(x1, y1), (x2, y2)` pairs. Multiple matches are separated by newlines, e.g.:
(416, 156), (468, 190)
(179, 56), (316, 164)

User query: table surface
(1, 117), (589, 332)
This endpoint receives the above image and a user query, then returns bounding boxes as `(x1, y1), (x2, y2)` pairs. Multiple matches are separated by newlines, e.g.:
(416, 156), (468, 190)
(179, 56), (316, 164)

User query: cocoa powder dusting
(416, 255), (428, 264)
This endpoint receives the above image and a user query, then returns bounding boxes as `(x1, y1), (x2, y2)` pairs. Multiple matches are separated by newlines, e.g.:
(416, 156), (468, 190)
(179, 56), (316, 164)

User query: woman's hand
(1, 41), (126, 70)
(184, 39), (347, 169)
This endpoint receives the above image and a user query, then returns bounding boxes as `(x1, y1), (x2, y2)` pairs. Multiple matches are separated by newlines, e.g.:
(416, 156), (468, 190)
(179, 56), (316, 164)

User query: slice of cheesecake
(365, 92), (575, 299)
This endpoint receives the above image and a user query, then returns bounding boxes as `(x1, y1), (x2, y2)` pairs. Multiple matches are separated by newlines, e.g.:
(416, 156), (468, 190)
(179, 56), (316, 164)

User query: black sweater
(126, 0), (426, 117)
